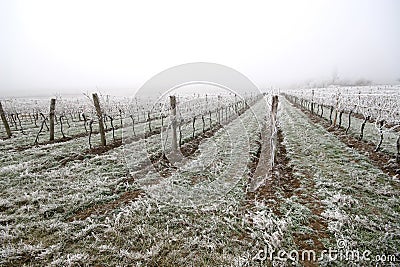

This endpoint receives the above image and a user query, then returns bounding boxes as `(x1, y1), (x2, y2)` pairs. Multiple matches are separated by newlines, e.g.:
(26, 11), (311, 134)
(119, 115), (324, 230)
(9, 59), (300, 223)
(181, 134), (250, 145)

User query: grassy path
(278, 97), (399, 266)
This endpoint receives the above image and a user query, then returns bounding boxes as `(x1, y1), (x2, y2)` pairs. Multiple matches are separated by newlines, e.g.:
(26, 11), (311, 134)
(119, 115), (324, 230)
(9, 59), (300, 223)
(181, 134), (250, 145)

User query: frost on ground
(0, 98), (292, 266)
(278, 98), (400, 265)
(1, 96), (399, 266)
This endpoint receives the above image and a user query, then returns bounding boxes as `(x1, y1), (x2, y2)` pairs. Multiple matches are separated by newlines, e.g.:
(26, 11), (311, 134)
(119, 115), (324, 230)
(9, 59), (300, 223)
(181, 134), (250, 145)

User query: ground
(0, 96), (399, 266)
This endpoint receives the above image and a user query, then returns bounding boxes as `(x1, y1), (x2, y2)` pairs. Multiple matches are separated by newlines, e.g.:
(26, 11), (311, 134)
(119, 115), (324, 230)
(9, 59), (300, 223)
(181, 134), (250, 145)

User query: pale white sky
(0, 0), (399, 97)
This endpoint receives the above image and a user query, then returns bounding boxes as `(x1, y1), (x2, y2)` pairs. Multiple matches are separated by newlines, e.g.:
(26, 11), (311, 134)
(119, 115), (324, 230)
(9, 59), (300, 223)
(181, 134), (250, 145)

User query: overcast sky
(0, 0), (399, 97)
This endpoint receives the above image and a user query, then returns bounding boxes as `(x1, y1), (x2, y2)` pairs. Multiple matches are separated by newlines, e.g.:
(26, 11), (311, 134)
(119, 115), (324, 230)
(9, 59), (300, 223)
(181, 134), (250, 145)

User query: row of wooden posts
(1, 94), (264, 152)
(0, 94), (106, 145)
(0, 94), (218, 148)
(270, 95), (279, 167)
(285, 94), (400, 158)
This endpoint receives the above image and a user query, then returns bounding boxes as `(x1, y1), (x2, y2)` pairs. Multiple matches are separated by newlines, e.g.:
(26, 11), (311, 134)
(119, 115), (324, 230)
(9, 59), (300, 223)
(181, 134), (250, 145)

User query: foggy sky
(0, 0), (399, 97)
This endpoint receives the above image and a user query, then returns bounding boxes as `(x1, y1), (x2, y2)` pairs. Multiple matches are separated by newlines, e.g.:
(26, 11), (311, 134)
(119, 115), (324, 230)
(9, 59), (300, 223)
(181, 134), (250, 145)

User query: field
(0, 86), (399, 266)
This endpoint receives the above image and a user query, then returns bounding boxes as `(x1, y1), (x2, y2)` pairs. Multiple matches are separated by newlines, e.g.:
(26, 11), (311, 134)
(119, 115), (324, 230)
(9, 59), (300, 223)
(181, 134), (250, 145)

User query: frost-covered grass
(1, 98), (297, 266)
(2, 96), (397, 266)
(280, 98), (400, 266)
(138, 101), (265, 207)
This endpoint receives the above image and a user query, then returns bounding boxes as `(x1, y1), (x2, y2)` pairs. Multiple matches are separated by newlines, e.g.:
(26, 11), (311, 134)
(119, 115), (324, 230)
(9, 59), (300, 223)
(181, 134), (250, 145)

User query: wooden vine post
(192, 116), (196, 138)
(92, 93), (106, 147)
(270, 95), (279, 167)
(397, 135), (400, 163)
(311, 90), (315, 114)
(147, 111), (151, 132)
(217, 95), (222, 124)
(346, 110), (352, 134)
(0, 101), (12, 138)
(49, 98), (56, 141)
(375, 120), (384, 152)
(170, 96), (178, 152)
(332, 93), (340, 126)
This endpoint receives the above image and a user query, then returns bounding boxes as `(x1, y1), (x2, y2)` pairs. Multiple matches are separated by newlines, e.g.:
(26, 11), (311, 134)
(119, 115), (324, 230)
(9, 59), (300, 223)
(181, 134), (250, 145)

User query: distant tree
(331, 68), (339, 85)
(354, 78), (372, 86)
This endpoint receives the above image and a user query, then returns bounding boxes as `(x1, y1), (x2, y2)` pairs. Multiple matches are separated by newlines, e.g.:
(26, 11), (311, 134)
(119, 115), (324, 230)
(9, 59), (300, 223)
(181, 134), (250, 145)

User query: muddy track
(248, 129), (295, 213)
(286, 96), (400, 179)
(68, 189), (145, 221)
(246, 132), (262, 183)
(249, 127), (330, 267)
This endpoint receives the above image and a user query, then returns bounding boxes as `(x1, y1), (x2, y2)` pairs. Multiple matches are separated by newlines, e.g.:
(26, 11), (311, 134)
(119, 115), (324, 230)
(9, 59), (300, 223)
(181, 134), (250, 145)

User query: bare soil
(248, 128), (330, 267)
(68, 189), (145, 221)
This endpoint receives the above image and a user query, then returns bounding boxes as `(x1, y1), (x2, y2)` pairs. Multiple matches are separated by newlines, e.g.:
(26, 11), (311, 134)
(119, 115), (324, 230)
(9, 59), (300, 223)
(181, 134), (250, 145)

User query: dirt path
(266, 97), (400, 265)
